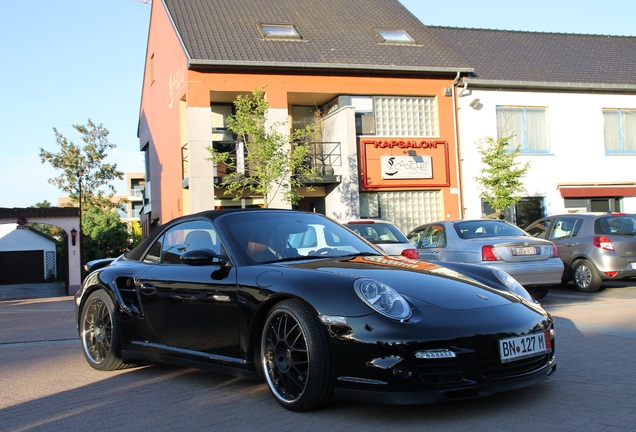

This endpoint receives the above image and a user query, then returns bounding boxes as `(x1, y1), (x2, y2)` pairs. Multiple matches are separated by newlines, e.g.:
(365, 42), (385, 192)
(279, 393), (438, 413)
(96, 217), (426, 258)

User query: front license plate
(499, 331), (551, 363)
(513, 246), (538, 256)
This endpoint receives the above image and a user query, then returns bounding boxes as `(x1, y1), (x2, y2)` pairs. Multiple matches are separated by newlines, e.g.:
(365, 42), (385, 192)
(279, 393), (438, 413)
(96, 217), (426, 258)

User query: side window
(142, 220), (219, 265)
(423, 225), (446, 248)
(143, 236), (163, 263)
(526, 218), (552, 239)
(407, 229), (425, 247)
(550, 218), (578, 240)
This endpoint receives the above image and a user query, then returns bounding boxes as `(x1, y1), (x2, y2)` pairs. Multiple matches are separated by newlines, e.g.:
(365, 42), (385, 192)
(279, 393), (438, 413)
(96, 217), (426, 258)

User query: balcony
(295, 141), (342, 185)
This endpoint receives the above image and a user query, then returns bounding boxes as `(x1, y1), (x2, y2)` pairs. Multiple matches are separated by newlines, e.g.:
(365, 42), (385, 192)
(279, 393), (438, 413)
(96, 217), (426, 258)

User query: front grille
(416, 357), (464, 385)
(415, 351), (551, 385)
(478, 353), (550, 379)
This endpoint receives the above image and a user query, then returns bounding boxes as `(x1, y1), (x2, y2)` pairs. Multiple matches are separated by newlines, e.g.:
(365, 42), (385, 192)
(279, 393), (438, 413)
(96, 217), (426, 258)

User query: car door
(410, 224), (446, 262)
(547, 216), (584, 267)
(136, 219), (240, 358)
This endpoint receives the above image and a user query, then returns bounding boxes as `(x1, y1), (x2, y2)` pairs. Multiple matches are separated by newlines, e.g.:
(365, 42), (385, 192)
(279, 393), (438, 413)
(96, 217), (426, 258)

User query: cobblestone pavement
(1, 283), (636, 432)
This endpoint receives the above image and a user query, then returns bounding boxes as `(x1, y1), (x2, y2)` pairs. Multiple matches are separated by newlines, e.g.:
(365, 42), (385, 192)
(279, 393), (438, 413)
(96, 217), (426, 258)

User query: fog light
(392, 364), (412, 379)
(415, 349), (456, 359)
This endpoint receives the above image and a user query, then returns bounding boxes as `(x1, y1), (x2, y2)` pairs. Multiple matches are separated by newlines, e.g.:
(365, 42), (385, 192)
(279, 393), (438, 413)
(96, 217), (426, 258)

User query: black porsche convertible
(75, 208), (556, 411)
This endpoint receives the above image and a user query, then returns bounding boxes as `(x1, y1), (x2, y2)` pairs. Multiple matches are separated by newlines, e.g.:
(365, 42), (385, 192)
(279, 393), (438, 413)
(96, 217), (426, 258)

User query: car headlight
(354, 279), (412, 321)
(493, 269), (533, 301)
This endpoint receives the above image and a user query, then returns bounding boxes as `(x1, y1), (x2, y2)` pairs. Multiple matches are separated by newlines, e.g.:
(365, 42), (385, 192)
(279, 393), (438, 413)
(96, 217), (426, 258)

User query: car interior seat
(184, 230), (215, 251)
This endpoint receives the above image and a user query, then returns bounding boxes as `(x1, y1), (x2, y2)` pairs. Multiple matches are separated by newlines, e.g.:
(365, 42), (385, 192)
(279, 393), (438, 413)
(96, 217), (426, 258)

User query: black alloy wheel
(80, 290), (128, 371)
(261, 299), (333, 411)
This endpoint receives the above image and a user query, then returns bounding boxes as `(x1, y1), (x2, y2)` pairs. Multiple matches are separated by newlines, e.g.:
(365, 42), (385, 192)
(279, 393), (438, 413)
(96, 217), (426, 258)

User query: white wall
(457, 88), (636, 218)
(322, 106), (359, 219)
(186, 106), (216, 213)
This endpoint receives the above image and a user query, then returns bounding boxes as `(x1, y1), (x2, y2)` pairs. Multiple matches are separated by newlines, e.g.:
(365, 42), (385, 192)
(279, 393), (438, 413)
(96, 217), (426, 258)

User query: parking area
(1, 283), (636, 431)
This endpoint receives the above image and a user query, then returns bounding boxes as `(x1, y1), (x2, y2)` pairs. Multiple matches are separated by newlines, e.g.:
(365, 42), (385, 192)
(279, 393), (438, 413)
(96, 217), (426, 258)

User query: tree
(39, 119), (124, 209)
(82, 206), (129, 260)
(208, 87), (320, 207)
(475, 134), (530, 217)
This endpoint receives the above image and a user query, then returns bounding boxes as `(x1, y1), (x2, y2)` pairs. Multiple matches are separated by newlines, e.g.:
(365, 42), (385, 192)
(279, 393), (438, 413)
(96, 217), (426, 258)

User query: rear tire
(572, 259), (602, 293)
(79, 290), (129, 371)
(261, 299), (333, 411)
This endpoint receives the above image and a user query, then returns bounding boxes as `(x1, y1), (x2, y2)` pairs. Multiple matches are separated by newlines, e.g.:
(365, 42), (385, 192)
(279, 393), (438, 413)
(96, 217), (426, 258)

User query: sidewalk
(0, 282), (67, 300)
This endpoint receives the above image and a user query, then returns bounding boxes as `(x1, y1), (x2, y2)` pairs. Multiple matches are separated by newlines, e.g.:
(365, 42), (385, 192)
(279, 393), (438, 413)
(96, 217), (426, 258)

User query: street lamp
(77, 170), (84, 268)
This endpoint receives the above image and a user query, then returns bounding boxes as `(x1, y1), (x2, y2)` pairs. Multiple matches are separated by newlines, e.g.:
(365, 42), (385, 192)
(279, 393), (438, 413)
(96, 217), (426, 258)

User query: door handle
(139, 282), (157, 295)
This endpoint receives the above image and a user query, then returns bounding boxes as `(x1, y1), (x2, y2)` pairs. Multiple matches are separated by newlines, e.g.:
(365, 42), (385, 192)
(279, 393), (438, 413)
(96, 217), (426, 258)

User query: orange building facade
(138, 2), (468, 235)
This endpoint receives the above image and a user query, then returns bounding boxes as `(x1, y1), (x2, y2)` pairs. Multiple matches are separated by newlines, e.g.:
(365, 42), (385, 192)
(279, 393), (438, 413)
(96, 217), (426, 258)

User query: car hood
(280, 255), (522, 310)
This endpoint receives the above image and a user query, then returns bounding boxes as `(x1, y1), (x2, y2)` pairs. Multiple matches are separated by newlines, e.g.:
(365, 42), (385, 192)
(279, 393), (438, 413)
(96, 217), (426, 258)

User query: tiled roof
(163, 0), (472, 74)
(429, 27), (636, 89)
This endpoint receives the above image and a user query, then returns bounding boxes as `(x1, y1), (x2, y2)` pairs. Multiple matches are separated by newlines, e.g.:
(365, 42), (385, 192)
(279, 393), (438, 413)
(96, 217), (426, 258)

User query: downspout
(451, 72), (465, 219)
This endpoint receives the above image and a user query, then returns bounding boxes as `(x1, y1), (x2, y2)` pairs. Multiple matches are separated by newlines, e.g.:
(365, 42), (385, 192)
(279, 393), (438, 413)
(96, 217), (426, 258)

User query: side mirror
(181, 249), (229, 266)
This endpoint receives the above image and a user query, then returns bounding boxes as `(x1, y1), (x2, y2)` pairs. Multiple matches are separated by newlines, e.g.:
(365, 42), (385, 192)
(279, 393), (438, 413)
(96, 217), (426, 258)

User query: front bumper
(325, 305), (556, 404)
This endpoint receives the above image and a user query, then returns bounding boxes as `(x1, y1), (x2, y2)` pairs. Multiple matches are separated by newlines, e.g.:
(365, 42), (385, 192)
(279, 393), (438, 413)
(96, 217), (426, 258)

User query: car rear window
(594, 215), (636, 235)
(455, 220), (527, 239)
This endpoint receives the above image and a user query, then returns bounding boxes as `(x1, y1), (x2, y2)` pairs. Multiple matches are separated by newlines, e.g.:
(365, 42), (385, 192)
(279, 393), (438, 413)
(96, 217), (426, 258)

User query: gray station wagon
(525, 213), (636, 292)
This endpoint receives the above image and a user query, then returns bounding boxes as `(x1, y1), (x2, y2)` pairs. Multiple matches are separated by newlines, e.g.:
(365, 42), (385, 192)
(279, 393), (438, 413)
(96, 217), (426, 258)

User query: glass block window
(373, 96), (438, 137)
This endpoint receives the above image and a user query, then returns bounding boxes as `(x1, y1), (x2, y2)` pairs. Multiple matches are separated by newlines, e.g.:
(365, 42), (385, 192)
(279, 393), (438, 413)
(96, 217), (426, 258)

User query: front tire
(261, 299), (333, 411)
(572, 259), (602, 293)
(79, 290), (128, 371)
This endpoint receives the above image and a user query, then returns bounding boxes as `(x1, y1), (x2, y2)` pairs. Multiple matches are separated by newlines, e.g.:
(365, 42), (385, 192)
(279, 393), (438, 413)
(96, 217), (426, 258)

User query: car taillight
(482, 245), (499, 261)
(401, 248), (420, 259)
(551, 244), (559, 258)
(593, 235), (615, 251)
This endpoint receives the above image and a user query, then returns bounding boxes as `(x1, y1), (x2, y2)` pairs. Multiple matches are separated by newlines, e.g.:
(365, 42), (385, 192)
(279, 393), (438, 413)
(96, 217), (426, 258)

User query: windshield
(217, 211), (382, 264)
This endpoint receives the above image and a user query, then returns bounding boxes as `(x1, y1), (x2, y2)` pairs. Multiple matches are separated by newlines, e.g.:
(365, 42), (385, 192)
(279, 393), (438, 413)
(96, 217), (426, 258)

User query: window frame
(259, 24), (302, 40)
(375, 28), (416, 44)
(603, 108), (636, 155)
(496, 105), (550, 153)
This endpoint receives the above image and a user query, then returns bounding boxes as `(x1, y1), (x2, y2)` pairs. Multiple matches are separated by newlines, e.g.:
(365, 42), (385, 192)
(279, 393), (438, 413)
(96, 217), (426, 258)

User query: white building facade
(457, 88), (636, 225)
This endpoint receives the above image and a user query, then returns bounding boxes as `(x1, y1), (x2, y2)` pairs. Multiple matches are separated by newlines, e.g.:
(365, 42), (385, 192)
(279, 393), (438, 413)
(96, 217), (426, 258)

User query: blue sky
(1, 0), (634, 208)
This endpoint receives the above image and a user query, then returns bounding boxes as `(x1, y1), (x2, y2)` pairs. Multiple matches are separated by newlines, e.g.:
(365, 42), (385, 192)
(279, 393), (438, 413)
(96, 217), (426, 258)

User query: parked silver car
(340, 219), (419, 259)
(407, 219), (563, 300)
(525, 213), (636, 293)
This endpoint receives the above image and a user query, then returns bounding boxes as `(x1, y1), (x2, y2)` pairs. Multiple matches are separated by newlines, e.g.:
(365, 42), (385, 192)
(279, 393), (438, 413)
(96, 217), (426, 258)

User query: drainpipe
(451, 72), (465, 219)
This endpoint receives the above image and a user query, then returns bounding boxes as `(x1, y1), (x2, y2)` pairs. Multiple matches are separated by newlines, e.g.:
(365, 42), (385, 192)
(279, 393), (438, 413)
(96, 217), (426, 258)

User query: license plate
(499, 331), (551, 363)
(513, 246), (538, 256)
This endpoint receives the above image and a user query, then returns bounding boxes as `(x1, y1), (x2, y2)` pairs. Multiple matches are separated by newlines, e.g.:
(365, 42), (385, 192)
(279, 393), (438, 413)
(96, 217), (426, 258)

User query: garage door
(0, 250), (44, 284)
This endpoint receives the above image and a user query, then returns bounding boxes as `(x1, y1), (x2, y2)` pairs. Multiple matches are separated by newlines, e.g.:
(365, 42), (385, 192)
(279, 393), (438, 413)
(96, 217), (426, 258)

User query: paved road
(1, 283), (636, 432)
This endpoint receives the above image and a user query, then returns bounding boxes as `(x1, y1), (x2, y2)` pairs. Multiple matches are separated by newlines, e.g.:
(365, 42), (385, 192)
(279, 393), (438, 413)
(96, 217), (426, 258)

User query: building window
(211, 104), (234, 142)
(496, 106), (549, 153)
(181, 143), (188, 180)
(375, 29), (415, 44)
(565, 197), (622, 213)
(604, 108), (636, 154)
(481, 197), (545, 229)
(259, 24), (302, 40)
(373, 96), (438, 137)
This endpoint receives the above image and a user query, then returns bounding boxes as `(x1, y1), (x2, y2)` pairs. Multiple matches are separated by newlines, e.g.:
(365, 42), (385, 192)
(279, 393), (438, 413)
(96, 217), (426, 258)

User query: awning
(558, 184), (636, 198)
